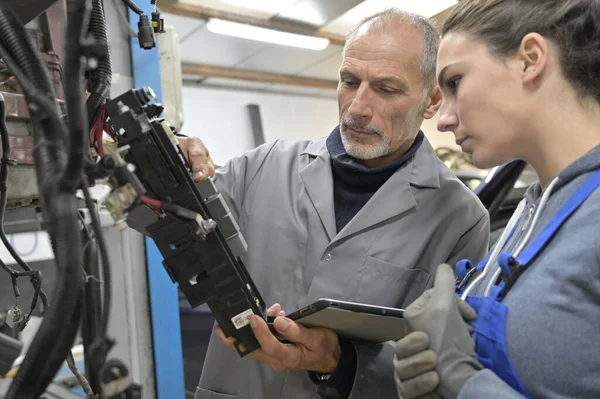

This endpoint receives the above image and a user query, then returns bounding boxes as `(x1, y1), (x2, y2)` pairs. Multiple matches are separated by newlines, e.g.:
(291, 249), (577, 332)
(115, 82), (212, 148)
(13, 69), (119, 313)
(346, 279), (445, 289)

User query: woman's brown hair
(443, 0), (600, 102)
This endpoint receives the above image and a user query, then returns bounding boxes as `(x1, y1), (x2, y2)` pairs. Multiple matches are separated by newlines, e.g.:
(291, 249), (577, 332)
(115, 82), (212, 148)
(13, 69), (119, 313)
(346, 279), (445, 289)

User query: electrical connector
(6, 306), (25, 331)
(137, 14), (155, 49)
(152, 11), (165, 33)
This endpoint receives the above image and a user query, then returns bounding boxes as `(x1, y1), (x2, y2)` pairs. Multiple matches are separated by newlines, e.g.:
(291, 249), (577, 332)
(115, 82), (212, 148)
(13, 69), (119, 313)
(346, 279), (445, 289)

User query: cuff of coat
(308, 339), (357, 398)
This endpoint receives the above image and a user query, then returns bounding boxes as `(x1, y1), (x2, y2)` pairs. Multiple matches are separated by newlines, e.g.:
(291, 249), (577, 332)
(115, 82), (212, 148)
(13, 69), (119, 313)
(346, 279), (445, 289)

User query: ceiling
(161, 0), (458, 96)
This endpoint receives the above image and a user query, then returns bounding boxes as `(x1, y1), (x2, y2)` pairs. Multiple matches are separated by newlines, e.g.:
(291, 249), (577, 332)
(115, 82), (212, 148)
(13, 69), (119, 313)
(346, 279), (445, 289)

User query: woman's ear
(518, 32), (549, 84)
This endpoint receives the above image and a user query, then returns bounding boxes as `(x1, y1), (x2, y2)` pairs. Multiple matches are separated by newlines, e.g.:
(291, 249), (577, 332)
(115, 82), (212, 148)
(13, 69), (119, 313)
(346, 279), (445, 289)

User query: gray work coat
(195, 134), (489, 399)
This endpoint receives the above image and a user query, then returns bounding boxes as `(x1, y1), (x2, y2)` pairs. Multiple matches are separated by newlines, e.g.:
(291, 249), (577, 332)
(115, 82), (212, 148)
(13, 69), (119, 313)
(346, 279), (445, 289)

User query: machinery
(0, 1), (268, 398)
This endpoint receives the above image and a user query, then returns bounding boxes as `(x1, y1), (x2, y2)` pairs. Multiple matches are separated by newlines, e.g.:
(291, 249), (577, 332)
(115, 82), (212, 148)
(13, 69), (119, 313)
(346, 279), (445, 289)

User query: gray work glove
(394, 297), (477, 399)
(394, 331), (441, 399)
(402, 264), (483, 399)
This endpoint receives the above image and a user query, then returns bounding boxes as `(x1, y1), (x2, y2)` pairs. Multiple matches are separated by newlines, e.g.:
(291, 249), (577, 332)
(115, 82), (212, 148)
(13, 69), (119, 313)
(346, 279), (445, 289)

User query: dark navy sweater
(327, 126), (424, 232)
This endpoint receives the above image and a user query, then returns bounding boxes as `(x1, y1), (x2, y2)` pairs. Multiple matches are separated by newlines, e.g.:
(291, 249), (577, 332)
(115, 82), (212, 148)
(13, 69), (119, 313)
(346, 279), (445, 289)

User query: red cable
(95, 108), (105, 156)
(140, 195), (162, 209)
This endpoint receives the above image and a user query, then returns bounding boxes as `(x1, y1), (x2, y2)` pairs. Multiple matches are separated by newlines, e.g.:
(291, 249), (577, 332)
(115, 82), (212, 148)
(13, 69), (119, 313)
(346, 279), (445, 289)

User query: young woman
(394, 1), (600, 398)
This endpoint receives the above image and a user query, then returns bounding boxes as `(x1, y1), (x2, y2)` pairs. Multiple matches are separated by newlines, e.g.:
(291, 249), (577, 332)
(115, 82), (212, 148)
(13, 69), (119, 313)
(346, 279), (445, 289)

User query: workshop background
(0, 1), (535, 398)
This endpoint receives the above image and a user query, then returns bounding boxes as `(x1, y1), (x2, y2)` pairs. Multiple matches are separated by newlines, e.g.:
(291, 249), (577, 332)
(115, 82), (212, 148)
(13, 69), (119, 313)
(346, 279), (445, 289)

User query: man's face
(337, 24), (439, 167)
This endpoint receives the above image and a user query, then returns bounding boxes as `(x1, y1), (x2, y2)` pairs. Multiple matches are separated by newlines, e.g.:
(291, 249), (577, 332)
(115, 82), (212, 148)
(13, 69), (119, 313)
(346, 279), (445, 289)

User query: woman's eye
(446, 76), (461, 93)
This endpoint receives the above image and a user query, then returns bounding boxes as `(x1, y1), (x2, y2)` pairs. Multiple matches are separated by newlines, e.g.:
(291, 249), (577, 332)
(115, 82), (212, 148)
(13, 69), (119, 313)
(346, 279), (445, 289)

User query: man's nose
(347, 83), (373, 120)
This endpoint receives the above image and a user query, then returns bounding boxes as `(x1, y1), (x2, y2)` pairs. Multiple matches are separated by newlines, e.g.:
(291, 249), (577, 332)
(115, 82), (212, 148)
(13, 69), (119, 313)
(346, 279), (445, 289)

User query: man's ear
(518, 32), (549, 85)
(423, 85), (442, 120)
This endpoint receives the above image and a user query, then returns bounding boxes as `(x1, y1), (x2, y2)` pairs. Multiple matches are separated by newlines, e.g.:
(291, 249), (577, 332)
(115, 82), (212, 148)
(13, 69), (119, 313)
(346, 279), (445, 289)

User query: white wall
(180, 85), (339, 165)
(180, 84), (460, 165)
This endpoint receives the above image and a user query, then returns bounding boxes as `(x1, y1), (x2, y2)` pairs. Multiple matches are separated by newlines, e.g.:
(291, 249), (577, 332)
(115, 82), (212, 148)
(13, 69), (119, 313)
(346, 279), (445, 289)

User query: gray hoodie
(458, 145), (600, 399)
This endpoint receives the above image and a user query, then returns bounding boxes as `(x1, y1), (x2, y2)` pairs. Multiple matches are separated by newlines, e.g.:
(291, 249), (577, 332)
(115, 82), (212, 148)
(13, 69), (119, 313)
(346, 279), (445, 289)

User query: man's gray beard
(340, 127), (390, 160)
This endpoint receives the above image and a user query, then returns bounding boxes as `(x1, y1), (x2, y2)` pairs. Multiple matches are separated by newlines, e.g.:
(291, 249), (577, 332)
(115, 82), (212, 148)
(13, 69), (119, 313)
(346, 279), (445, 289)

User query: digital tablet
(270, 298), (407, 343)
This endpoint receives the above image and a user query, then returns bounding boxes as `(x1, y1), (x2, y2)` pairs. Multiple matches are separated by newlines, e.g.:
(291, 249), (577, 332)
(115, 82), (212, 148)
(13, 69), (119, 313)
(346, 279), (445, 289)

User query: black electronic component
(137, 14), (156, 49)
(103, 87), (267, 357)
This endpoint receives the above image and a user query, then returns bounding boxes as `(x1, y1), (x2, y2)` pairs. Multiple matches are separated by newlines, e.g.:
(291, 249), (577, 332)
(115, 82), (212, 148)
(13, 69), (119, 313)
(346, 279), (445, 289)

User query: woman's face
(436, 33), (531, 169)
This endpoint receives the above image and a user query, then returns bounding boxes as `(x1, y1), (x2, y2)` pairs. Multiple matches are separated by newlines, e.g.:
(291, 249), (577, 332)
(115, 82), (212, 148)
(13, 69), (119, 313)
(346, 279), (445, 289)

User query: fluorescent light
(206, 18), (330, 51)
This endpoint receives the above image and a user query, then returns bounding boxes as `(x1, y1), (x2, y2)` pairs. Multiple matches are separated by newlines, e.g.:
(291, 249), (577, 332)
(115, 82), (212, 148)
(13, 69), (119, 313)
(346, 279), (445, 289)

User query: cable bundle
(0, 1), (113, 397)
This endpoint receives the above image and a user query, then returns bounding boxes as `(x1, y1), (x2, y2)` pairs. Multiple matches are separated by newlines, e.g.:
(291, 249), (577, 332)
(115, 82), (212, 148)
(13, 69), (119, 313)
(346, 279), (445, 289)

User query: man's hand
(177, 136), (215, 181)
(215, 303), (342, 373)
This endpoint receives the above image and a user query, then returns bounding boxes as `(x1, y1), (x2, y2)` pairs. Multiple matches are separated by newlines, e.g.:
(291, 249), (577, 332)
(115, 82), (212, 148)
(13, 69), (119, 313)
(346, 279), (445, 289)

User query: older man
(178, 8), (489, 399)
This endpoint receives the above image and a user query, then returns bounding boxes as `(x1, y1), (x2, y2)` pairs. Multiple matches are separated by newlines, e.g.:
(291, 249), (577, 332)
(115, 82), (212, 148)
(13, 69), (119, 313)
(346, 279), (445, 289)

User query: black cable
(7, 195), (83, 399)
(82, 178), (112, 338)
(80, 213), (104, 395)
(0, 93), (48, 315)
(28, 265), (84, 398)
(0, 3), (84, 397)
(0, 16), (52, 94)
(0, 11), (62, 147)
(23, 0), (93, 391)
(60, 0), (92, 193)
(0, 258), (42, 323)
(87, 0), (112, 128)
(122, 0), (143, 15)
(0, 42), (67, 209)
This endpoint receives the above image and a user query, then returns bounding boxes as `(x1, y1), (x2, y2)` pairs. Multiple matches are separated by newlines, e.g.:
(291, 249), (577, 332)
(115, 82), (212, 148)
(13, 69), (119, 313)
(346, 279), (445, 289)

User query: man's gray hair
(343, 8), (440, 90)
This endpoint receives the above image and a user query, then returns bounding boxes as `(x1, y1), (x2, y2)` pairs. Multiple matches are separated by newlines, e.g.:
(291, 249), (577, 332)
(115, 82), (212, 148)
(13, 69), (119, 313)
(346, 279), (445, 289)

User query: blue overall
(455, 169), (600, 398)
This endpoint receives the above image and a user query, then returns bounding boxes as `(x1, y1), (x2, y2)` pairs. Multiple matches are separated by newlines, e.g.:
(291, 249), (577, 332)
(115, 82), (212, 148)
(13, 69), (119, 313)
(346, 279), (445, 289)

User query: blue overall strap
(456, 253), (490, 294)
(455, 221), (520, 294)
(517, 169), (600, 266)
(496, 169), (600, 298)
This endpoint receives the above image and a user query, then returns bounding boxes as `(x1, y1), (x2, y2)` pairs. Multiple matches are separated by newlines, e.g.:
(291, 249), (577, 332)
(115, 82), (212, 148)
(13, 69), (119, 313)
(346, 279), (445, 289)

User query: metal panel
(105, 0), (136, 96)
(110, 224), (157, 397)
(159, 25), (185, 130)
(101, 0), (158, 391)
(179, 25), (266, 66)
(323, 0), (458, 35)
(234, 44), (342, 75)
(2, 208), (42, 234)
(266, 83), (337, 98)
(129, 2), (186, 399)
(162, 13), (206, 41)
(3, 0), (58, 25)
(273, 0), (365, 27)
(296, 51), (342, 81)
